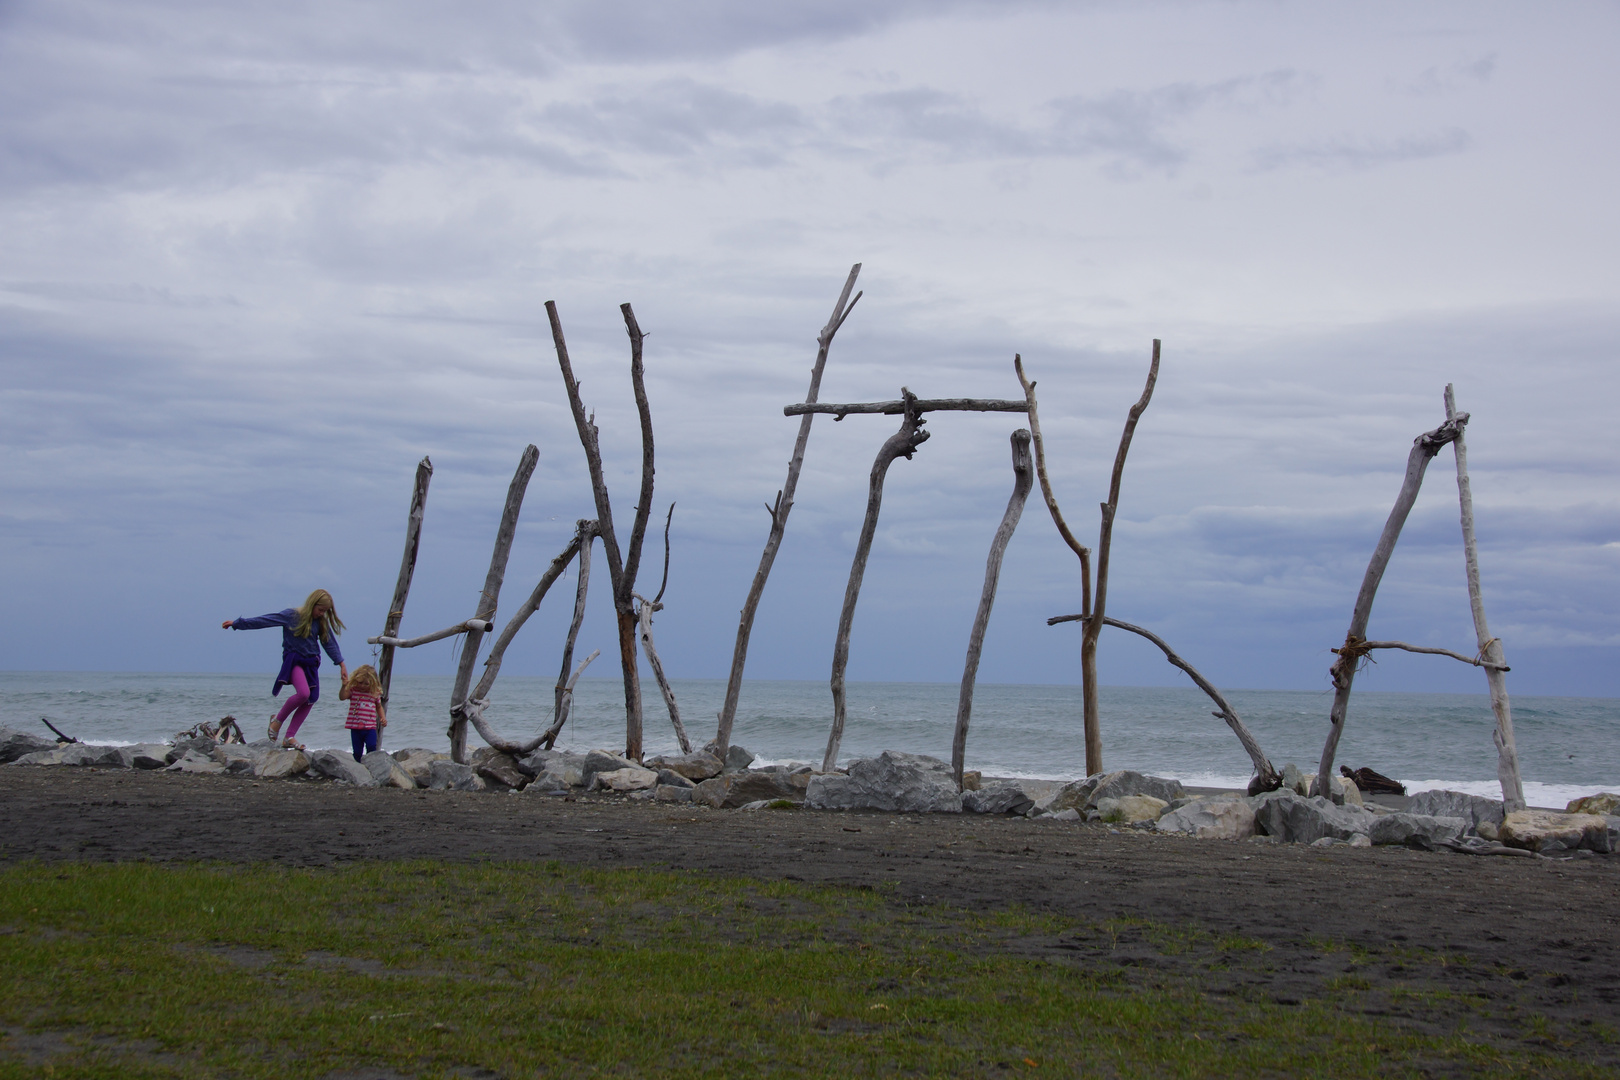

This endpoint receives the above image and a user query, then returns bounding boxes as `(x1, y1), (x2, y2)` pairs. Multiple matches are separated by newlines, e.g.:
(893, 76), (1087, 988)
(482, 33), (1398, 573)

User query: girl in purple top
(223, 589), (348, 749)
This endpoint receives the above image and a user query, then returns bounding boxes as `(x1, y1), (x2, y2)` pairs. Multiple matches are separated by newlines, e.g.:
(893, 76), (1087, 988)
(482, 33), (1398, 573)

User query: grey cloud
(1251, 126), (1472, 171)
(538, 79), (807, 162)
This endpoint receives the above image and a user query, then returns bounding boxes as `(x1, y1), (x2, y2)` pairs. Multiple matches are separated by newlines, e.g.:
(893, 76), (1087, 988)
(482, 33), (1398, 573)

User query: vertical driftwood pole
(822, 389), (930, 773)
(1316, 414), (1466, 797)
(715, 264), (863, 755)
(554, 520), (595, 729)
(377, 456), (432, 714)
(448, 444), (540, 763)
(952, 429), (1034, 788)
(546, 301), (658, 761)
(1445, 385), (1526, 811)
(1079, 341), (1160, 776)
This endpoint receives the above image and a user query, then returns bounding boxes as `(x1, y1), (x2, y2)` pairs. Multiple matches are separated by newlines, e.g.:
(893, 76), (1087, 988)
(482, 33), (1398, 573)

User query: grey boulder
(1049, 770), (1186, 814)
(720, 769), (802, 807)
(1252, 792), (1375, 844)
(427, 760), (487, 792)
(363, 752), (417, 789)
(963, 781), (1037, 815)
(121, 744), (173, 770)
(582, 750), (638, 785)
(1368, 812), (1467, 849)
(473, 751), (528, 790)
(55, 743), (128, 768)
(165, 749), (225, 774)
(1408, 790), (1504, 835)
(804, 751), (962, 813)
(722, 744), (756, 774)
(255, 748), (310, 779)
(646, 751), (724, 781)
(0, 727), (60, 763)
(1156, 798), (1257, 840)
(306, 749), (379, 787)
(394, 749), (451, 787)
(518, 750), (585, 789)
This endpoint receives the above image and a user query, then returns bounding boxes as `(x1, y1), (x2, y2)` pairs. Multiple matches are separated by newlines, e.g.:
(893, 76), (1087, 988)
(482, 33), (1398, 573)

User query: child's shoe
(267, 716), (282, 741)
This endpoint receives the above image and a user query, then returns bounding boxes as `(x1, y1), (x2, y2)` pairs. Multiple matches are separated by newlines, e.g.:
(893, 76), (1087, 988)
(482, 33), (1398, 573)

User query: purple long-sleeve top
(232, 609), (344, 698)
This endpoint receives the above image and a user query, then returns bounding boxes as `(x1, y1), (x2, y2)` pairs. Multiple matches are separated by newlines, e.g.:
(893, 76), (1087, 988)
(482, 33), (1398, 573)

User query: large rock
(307, 749), (379, 786)
(582, 750), (638, 785)
(0, 727), (60, 763)
(721, 769), (802, 807)
(1308, 774), (1363, 806)
(1409, 790), (1504, 834)
(1156, 797), (1257, 840)
(427, 760), (486, 792)
(255, 748), (310, 779)
(518, 750), (586, 788)
(363, 752), (417, 789)
(646, 751), (724, 782)
(1279, 763), (1311, 796)
(963, 781), (1037, 815)
(1368, 813), (1467, 849)
(1566, 793), (1620, 816)
(722, 745), (756, 774)
(1094, 795), (1168, 824)
(591, 766), (658, 793)
(120, 744), (173, 770)
(1048, 770), (1185, 814)
(170, 736), (218, 760)
(654, 784), (693, 804)
(1499, 810), (1611, 853)
(165, 749), (225, 774)
(56, 743), (128, 768)
(804, 752), (962, 813)
(474, 752), (528, 791)
(655, 769), (695, 789)
(1252, 792), (1375, 844)
(396, 750), (452, 787)
(691, 775), (731, 808)
(11, 748), (65, 766)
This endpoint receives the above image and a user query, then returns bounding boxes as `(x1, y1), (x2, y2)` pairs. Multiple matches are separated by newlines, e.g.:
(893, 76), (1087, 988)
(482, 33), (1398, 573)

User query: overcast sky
(3, 0), (1617, 711)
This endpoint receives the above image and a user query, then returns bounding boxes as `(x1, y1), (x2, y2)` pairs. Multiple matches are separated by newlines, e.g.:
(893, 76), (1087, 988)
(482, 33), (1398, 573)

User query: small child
(338, 665), (387, 762)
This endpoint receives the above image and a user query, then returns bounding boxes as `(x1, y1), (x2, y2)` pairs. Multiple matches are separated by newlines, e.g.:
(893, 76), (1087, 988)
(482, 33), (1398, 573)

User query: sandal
(279, 738), (305, 751)
(268, 717), (282, 741)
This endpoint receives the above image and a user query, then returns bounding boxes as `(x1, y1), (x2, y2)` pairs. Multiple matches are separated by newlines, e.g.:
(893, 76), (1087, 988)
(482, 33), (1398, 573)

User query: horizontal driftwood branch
(785, 398), (1028, 419)
(367, 619), (493, 649)
(1346, 639), (1510, 672)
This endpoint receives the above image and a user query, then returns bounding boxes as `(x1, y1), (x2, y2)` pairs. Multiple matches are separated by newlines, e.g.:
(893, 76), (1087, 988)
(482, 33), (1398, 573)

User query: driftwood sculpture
(376, 456), (431, 714)
(1315, 412), (1466, 798)
(548, 302), (659, 761)
(1445, 385), (1526, 810)
(951, 429), (1033, 788)
(713, 265), (863, 756)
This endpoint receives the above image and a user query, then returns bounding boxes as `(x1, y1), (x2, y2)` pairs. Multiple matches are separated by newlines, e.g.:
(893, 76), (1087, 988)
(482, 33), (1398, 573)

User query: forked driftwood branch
(715, 264), (862, 756)
(822, 389), (931, 772)
(459, 529), (587, 756)
(1015, 355), (1092, 618)
(447, 444), (539, 763)
(540, 649), (601, 750)
(368, 619), (493, 649)
(952, 429), (1034, 789)
(1316, 413), (1466, 798)
(1079, 340), (1160, 776)
(1445, 384), (1525, 810)
(1342, 639), (1509, 671)
(1049, 613), (1280, 792)
(635, 593), (690, 754)
(376, 456), (431, 713)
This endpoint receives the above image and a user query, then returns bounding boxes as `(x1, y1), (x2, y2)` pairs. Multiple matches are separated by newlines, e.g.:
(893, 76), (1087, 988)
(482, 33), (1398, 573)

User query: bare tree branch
(786, 397), (1027, 417)
(368, 619), (492, 649)
(1014, 356), (1091, 617)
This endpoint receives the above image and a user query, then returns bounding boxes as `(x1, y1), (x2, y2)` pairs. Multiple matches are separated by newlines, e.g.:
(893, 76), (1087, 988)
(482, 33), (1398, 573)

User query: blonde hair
(292, 589), (344, 640)
(347, 664), (381, 696)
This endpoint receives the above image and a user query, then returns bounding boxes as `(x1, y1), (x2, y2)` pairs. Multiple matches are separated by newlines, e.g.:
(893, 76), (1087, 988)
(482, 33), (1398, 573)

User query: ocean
(4, 671), (1616, 809)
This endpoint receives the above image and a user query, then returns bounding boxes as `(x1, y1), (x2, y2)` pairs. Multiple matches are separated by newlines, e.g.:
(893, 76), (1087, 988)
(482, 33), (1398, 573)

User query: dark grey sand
(4, 767), (1618, 1059)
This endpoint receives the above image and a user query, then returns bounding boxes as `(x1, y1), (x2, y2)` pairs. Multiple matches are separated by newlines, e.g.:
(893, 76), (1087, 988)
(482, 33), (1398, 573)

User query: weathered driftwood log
(1316, 413), (1466, 798)
(377, 456), (431, 714)
(1446, 384), (1526, 810)
(785, 398), (1028, 418)
(368, 619), (493, 649)
(547, 301), (657, 761)
(447, 444), (539, 763)
(1049, 612), (1281, 792)
(714, 264), (862, 756)
(1080, 341), (1160, 776)
(1341, 765), (1406, 796)
(458, 530), (586, 756)
(1016, 355), (1092, 618)
(40, 717), (79, 743)
(1347, 639), (1509, 671)
(635, 594), (690, 754)
(540, 650), (601, 750)
(822, 390), (931, 773)
(952, 429), (1034, 789)
(554, 519), (596, 730)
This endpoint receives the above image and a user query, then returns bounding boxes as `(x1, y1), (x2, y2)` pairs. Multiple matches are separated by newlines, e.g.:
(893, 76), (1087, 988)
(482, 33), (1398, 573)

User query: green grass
(0, 860), (1602, 1078)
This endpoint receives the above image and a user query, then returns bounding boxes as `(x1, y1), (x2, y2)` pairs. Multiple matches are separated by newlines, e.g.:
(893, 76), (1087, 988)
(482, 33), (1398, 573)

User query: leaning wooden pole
(952, 429), (1033, 788)
(714, 264), (862, 755)
(1079, 341), (1160, 776)
(1315, 413), (1466, 798)
(636, 596), (691, 754)
(447, 444), (539, 763)
(822, 390), (930, 773)
(1016, 356), (1091, 619)
(1445, 385), (1526, 811)
(377, 456), (432, 714)
(554, 520), (595, 729)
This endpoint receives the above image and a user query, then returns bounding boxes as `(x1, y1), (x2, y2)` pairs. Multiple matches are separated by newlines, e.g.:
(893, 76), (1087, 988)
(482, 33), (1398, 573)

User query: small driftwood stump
(1316, 414), (1465, 798)
(822, 390), (931, 773)
(952, 429), (1033, 789)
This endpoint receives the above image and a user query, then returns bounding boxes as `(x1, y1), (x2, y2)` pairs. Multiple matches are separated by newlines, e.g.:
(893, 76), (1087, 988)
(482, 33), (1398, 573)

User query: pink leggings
(274, 665), (314, 740)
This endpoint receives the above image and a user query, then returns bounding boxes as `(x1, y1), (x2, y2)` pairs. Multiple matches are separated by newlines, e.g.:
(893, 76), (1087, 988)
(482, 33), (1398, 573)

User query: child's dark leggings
(350, 728), (377, 762)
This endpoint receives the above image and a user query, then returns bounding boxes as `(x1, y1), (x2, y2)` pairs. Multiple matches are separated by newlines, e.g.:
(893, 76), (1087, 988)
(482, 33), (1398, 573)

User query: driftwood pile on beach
(6, 725), (1617, 859)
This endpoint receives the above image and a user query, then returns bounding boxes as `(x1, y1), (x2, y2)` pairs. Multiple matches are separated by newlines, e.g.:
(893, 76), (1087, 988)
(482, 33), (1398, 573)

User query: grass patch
(0, 860), (1602, 1078)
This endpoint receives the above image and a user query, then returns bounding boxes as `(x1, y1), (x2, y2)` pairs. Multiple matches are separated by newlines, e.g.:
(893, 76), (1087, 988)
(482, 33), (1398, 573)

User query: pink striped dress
(344, 691), (380, 731)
